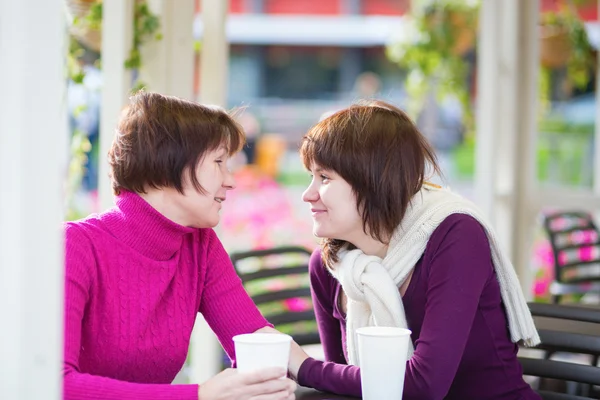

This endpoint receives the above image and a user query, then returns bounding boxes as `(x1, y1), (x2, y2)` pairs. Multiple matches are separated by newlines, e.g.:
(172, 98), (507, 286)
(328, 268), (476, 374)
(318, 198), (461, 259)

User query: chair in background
(519, 302), (600, 399)
(230, 246), (321, 347)
(542, 211), (600, 304)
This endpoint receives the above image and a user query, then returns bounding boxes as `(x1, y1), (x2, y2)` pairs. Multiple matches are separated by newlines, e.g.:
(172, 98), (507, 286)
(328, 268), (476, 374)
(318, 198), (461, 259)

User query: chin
(313, 228), (332, 239)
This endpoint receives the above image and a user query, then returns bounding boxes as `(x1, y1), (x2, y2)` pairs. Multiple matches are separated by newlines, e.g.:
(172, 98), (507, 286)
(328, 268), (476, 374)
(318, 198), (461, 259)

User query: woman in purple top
(63, 92), (296, 400)
(287, 100), (541, 399)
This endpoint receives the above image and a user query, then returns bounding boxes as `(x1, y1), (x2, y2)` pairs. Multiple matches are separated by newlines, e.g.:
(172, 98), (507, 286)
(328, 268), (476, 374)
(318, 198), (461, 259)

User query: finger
(251, 390), (293, 400)
(286, 379), (297, 393)
(239, 367), (287, 384)
(246, 377), (293, 397)
(219, 368), (237, 376)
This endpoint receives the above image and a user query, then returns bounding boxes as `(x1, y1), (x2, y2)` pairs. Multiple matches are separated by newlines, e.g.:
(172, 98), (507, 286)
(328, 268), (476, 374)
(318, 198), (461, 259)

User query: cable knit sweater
(63, 191), (269, 400)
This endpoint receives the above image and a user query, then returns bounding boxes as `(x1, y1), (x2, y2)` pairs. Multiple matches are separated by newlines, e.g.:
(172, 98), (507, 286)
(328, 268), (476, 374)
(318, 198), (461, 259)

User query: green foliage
(67, 37), (86, 83)
(540, 2), (595, 94)
(451, 123), (594, 187)
(65, 123), (92, 221)
(386, 0), (479, 133)
(68, 0), (162, 86)
(66, 0), (162, 219)
(124, 1), (162, 72)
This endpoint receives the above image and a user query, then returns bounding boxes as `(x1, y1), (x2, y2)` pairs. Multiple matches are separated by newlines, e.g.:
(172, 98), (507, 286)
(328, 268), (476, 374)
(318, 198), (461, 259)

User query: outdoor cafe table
(295, 386), (359, 399)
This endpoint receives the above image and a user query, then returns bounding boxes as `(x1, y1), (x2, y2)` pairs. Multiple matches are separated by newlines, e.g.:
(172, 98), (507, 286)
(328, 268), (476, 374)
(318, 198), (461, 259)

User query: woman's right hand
(198, 367), (296, 400)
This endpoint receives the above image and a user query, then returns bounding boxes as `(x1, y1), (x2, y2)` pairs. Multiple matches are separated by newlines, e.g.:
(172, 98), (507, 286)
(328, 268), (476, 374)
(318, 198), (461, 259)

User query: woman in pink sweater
(63, 92), (296, 400)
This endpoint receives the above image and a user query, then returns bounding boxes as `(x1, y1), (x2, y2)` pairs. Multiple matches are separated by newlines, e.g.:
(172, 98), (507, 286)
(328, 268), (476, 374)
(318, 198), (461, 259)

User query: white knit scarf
(330, 184), (540, 366)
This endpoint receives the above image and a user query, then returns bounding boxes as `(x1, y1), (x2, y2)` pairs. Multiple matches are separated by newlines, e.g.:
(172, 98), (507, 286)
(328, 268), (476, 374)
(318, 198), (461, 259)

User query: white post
(140, 0), (197, 384)
(140, 0), (196, 100)
(0, 1), (66, 399)
(594, 0), (600, 195)
(98, 0), (135, 210)
(198, 0), (230, 106)
(190, 0), (231, 385)
(474, 0), (501, 220)
(475, 0), (540, 295)
(512, 1), (541, 298)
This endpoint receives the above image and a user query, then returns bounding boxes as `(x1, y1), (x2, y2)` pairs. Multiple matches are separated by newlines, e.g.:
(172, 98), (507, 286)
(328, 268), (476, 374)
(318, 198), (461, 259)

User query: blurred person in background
(287, 100), (541, 400)
(63, 91), (296, 400)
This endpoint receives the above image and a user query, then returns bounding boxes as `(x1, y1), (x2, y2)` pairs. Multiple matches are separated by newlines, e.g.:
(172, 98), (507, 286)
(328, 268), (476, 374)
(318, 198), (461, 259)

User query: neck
(139, 188), (188, 227)
(350, 234), (388, 259)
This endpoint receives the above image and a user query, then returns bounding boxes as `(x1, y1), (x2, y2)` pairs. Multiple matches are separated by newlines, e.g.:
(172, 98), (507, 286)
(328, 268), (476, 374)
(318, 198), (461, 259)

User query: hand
(198, 368), (296, 400)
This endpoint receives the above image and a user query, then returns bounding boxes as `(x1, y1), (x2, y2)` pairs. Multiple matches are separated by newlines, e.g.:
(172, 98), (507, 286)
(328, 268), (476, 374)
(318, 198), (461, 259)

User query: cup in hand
(357, 326), (412, 400)
(233, 333), (292, 377)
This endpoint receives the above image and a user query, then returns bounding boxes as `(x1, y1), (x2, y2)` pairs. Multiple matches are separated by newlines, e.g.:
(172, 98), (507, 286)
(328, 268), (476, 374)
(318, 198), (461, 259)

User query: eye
(320, 174), (330, 182)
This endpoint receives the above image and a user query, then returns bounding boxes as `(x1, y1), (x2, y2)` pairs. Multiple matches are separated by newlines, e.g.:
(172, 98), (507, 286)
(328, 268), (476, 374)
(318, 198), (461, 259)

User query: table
(295, 386), (359, 399)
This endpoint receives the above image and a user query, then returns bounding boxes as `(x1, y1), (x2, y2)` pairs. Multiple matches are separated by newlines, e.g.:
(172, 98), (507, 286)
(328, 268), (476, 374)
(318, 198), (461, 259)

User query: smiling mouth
(214, 197), (225, 203)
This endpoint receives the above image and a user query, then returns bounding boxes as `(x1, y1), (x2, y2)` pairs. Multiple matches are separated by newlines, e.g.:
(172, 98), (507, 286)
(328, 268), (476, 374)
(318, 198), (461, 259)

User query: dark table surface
(293, 309), (600, 399)
(295, 386), (359, 399)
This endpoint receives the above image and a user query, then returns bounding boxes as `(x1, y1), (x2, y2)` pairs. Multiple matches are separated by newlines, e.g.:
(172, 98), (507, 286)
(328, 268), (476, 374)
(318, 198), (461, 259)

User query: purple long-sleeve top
(298, 214), (541, 400)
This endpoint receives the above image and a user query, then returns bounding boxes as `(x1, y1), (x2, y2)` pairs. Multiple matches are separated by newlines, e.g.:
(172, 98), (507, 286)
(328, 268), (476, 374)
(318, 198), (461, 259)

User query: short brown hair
(108, 91), (245, 195)
(300, 100), (441, 268)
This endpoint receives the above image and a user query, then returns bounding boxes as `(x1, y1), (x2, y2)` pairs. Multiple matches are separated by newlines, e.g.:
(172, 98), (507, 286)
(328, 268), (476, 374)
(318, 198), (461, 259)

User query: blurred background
(64, 0), (599, 304)
(3, 0), (600, 396)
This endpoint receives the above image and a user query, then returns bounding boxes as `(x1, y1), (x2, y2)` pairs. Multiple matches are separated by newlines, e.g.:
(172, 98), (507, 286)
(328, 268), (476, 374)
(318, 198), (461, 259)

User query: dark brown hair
(108, 91), (245, 195)
(300, 100), (441, 268)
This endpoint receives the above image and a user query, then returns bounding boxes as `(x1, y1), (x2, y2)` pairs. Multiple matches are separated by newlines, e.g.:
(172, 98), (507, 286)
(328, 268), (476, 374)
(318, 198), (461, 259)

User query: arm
(295, 249), (362, 397)
(198, 230), (272, 361)
(402, 215), (492, 400)
(63, 224), (199, 400)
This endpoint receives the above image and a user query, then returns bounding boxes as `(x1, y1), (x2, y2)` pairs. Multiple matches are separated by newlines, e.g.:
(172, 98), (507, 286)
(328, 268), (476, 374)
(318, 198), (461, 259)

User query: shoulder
(423, 213), (494, 274)
(423, 213), (492, 263)
(63, 217), (100, 249)
(63, 219), (100, 284)
(308, 247), (338, 291)
(308, 247), (325, 276)
(429, 213), (488, 246)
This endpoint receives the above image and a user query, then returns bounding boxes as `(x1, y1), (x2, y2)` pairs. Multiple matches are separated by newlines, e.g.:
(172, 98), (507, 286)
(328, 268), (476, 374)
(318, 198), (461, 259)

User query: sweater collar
(101, 190), (196, 261)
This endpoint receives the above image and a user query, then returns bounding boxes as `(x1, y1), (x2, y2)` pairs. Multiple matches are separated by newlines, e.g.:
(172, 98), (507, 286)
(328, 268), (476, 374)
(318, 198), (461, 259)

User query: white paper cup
(357, 326), (412, 400)
(233, 333), (292, 376)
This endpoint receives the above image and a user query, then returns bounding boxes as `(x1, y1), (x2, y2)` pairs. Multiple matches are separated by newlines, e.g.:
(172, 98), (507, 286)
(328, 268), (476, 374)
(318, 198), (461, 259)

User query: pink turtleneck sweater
(63, 191), (269, 400)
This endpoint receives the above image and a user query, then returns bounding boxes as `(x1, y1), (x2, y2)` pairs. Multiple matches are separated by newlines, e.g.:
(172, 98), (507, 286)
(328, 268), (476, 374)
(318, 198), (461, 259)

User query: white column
(98, 0), (135, 210)
(475, 0), (540, 295)
(197, 0), (230, 106)
(140, 0), (196, 100)
(0, 1), (66, 399)
(190, 0), (231, 385)
(139, 0), (197, 384)
(594, 0), (600, 195)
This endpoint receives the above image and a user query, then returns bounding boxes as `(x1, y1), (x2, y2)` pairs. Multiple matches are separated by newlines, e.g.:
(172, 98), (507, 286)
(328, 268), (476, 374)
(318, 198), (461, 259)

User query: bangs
(300, 110), (351, 173)
(221, 121), (245, 156)
(203, 116), (245, 158)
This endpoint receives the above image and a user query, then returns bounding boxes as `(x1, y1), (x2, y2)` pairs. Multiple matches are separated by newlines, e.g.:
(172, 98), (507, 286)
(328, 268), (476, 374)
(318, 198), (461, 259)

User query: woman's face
(302, 162), (364, 242)
(169, 147), (236, 228)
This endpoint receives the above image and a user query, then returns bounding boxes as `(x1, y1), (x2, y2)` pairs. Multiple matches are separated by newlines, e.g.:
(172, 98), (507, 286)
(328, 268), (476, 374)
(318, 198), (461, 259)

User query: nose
(302, 182), (319, 203)
(223, 169), (236, 190)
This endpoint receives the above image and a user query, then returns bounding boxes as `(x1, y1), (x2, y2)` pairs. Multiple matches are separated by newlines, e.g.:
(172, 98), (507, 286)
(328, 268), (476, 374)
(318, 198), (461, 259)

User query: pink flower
(284, 297), (311, 312)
